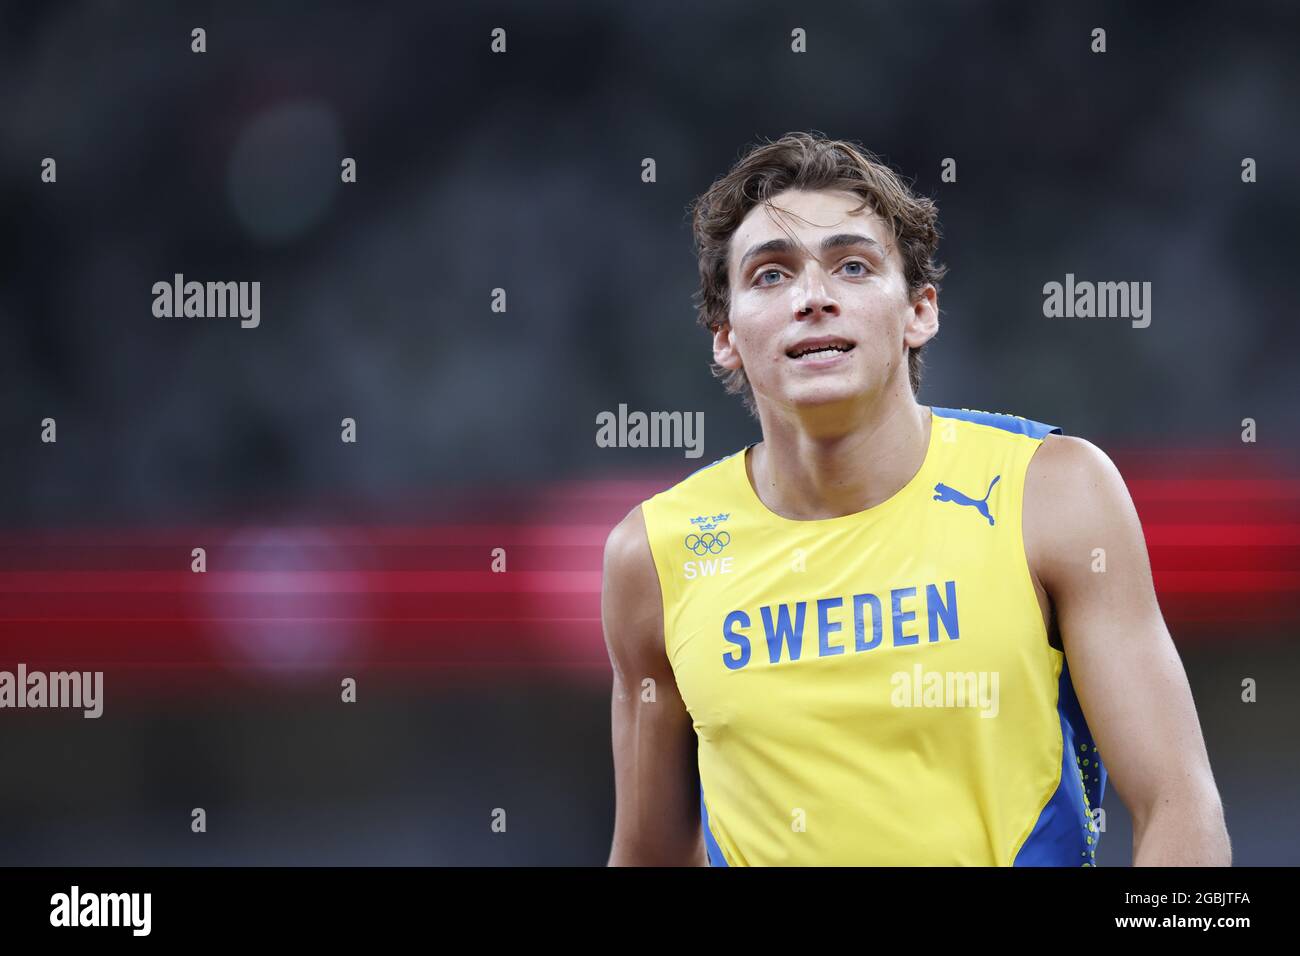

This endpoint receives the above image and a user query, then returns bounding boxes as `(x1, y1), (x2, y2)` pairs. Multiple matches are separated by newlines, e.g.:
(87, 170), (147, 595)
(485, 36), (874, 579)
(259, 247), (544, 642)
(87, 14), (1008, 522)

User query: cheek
(728, 310), (782, 362)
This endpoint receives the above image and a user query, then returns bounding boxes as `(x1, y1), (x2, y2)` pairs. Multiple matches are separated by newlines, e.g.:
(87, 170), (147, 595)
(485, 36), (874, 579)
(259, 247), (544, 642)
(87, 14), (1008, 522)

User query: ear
(904, 285), (939, 349)
(712, 323), (743, 370)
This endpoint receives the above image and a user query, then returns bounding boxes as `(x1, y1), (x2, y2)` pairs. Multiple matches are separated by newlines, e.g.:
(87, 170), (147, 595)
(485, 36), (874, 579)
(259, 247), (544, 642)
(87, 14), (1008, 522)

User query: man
(603, 132), (1230, 866)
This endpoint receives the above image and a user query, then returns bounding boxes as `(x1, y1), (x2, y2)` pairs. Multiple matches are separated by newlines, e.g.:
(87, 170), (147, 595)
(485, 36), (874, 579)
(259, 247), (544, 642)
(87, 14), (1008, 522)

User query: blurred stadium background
(1, 0), (1297, 864)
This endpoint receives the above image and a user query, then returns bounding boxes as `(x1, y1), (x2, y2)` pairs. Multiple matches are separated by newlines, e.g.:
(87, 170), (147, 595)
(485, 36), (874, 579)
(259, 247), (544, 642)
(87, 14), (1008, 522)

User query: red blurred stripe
(1127, 479), (1300, 499)
(1144, 525), (1300, 546)
(0, 571), (603, 593)
(0, 454), (1296, 692)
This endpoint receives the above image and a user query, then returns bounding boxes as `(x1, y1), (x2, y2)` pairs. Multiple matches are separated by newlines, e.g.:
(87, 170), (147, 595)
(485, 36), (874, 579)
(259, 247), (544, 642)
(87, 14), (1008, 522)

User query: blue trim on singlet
(700, 784), (729, 867)
(1014, 658), (1108, 865)
(931, 406), (1063, 439)
(682, 448), (745, 481)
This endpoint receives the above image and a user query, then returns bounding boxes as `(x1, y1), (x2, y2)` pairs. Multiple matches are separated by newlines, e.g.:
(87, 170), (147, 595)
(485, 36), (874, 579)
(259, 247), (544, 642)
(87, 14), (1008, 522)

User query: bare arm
(1026, 434), (1231, 866)
(603, 505), (707, 866)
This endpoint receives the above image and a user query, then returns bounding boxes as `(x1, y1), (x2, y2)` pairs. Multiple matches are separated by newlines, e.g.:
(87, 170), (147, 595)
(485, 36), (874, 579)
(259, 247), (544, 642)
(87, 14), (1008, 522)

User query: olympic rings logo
(685, 531), (730, 555)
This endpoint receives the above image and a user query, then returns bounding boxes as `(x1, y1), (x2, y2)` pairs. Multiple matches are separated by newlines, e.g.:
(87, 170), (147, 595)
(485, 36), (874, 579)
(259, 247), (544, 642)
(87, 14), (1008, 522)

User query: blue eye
(841, 261), (868, 276)
(756, 269), (783, 286)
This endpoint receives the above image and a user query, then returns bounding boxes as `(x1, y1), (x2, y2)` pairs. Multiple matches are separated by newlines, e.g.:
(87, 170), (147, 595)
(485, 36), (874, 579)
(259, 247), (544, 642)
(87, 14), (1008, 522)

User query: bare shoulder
(603, 504), (659, 593)
(1027, 432), (1120, 485)
(601, 504), (667, 671)
(1024, 433), (1144, 588)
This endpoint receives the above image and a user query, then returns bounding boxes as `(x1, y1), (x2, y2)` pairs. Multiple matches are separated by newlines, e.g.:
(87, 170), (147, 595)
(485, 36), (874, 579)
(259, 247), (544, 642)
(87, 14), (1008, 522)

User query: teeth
(794, 344), (849, 357)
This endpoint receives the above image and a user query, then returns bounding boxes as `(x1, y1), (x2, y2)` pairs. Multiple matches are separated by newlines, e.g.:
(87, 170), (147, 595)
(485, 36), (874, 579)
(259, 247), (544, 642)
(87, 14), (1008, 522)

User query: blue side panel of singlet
(700, 783), (729, 867)
(1014, 659), (1108, 865)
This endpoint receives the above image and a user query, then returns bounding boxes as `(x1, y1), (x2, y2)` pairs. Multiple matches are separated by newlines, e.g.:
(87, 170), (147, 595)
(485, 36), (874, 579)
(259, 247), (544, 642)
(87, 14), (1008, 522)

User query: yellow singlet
(639, 406), (1106, 866)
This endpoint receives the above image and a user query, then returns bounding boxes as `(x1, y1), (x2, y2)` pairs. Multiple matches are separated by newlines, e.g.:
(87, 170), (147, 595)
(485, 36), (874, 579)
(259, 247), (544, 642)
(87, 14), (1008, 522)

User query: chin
(782, 380), (870, 409)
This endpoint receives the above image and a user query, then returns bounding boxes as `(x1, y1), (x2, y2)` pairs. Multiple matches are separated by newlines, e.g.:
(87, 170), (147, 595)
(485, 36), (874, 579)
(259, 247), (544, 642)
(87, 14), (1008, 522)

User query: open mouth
(786, 338), (856, 360)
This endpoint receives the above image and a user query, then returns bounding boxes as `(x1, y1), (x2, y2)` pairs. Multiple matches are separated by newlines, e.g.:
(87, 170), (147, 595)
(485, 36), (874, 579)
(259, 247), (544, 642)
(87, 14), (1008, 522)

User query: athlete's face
(715, 188), (938, 413)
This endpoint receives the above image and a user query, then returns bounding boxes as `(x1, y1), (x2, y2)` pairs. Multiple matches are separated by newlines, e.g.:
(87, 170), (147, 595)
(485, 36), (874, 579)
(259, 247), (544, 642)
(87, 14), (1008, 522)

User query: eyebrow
(736, 232), (885, 274)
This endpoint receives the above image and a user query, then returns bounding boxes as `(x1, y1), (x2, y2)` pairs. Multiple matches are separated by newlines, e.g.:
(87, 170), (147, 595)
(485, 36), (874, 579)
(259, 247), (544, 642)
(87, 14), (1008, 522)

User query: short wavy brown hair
(687, 131), (947, 417)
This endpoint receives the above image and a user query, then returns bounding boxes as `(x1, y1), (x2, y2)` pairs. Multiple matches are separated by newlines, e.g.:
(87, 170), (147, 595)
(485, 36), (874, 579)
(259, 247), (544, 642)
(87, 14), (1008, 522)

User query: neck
(748, 387), (931, 521)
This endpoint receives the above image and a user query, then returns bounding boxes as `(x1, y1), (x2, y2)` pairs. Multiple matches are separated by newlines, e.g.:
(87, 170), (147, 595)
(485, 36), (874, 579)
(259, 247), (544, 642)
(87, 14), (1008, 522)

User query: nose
(792, 263), (839, 320)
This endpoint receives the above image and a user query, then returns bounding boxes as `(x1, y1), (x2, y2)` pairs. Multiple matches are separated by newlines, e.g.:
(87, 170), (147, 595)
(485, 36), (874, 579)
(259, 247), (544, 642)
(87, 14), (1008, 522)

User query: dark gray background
(1, 0), (1296, 865)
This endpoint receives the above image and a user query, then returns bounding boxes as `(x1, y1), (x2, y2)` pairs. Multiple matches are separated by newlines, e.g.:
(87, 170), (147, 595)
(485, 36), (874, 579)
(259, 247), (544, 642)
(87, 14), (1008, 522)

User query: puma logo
(933, 476), (1000, 526)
